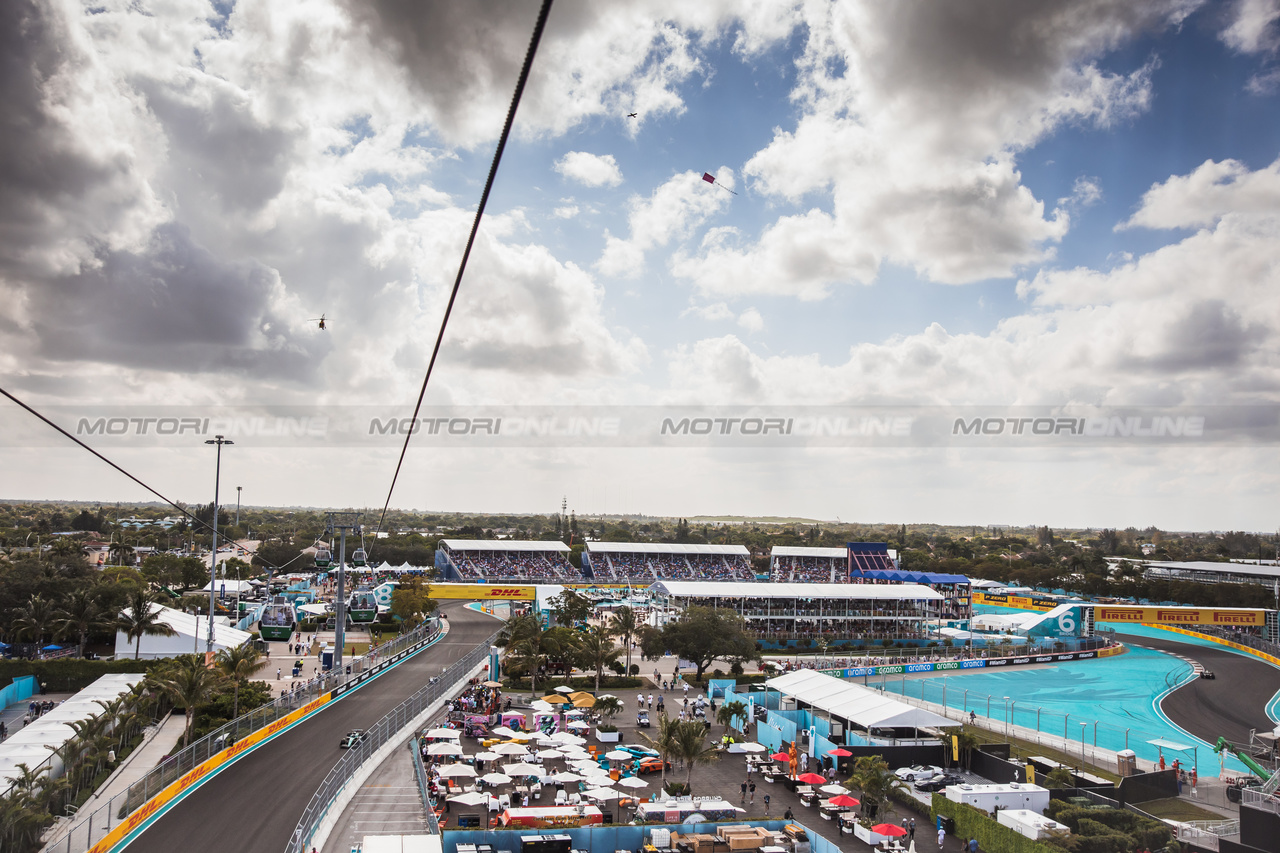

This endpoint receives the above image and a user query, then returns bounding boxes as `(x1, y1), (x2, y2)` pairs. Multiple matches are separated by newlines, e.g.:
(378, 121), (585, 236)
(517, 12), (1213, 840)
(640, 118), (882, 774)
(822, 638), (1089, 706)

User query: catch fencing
(286, 631), (499, 853)
(45, 618), (442, 853)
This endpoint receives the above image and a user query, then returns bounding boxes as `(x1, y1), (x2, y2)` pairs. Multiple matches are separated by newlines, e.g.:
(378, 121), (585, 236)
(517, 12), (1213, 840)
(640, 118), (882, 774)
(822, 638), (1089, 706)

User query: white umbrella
(617, 776), (649, 789)
(738, 742), (767, 753)
(493, 742), (529, 756)
(528, 732), (557, 743)
(554, 686), (575, 694)
(425, 728), (461, 740)
(566, 721), (589, 730)
(605, 750), (632, 760)
(565, 710), (586, 718)
(448, 791), (490, 806)
(584, 787), (622, 801)
(428, 742), (465, 756)
(503, 762), (542, 776)
(490, 726), (517, 738)
(536, 748), (564, 759)
(475, 751), (502, 761)
(820, 784), (850, 795)
(530, 700), (555, 712)
(480, 772), (512, 786)
(552, 771), (583, 783)
(551, 732), (585, 745)
(437, 763), (477, 777)
(598, 693), (617, 700)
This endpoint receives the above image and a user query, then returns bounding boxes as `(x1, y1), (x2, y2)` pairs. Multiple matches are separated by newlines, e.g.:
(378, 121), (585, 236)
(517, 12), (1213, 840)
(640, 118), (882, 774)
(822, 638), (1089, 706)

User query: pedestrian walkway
(0, 692), (75, 741)
(43, 714), (188, 845)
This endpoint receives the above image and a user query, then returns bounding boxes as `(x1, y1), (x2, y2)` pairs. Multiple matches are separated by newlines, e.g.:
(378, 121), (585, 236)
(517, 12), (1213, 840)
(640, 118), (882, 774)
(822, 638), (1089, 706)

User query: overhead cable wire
(375, 0), (555, 536)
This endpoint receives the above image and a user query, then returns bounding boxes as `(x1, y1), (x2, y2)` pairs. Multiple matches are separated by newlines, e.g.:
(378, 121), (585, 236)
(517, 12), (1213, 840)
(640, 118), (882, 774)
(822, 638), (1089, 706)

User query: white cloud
(682, 302), (736, 322)
(554, 152), (624, 188)
(553, 205), (580, 219)
(1119, 157), (1280, 231)
(1219, 0), (1280, 54)
(737, 307), (765, 333)
(597, 169), (732, 278)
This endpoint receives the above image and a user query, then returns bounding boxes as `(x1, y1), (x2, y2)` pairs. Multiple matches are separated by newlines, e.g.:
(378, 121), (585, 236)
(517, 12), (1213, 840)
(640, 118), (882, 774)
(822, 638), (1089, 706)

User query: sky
(2, 0), (1280, 531)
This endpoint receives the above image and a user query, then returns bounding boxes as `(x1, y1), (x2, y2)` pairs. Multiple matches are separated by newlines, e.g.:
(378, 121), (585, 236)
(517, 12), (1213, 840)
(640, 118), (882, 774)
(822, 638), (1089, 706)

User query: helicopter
(307, 314), (329, 330)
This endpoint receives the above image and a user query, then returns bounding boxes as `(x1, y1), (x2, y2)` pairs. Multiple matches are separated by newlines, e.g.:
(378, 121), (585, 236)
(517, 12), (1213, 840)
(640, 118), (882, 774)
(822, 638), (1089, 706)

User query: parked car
(635, 756), (672, 774)
(894, 764), (944, 782)
(340, 729), (368, 749)
(914, 773), (965, 792)
(617, 745), (659, 759)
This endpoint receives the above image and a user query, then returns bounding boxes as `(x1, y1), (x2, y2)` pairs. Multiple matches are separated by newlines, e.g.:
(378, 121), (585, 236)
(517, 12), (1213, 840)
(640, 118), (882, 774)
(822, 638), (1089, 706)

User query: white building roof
(440, 539), (570, 553)
(586, 542), (750, 556)
(649, 581), (943, 601)
(114, 603), (252, 659)
(765, 670), (954, 730)
(1138, 560), (1280, 579)
(771, 546), (848, 558)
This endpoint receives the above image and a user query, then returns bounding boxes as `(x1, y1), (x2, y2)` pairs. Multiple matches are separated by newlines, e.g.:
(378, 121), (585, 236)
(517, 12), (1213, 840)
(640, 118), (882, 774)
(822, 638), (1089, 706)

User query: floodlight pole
(205, 435), (233, 657)
(327, 512), (362, 670)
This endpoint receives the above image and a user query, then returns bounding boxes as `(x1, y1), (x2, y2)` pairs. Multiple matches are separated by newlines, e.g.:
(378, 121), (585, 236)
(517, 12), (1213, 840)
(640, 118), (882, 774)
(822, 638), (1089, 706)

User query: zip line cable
(374, 0), (555, 538)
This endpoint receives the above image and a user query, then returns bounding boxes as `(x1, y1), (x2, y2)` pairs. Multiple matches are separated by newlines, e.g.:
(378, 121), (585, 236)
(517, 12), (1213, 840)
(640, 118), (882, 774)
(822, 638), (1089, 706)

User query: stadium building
(435, 539), (576, 582)
(583, 542), (753, 583)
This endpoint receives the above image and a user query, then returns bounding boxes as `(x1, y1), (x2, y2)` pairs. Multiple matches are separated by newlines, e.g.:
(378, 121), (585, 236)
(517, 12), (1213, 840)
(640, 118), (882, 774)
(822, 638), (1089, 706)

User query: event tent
(765, 669), (954, 731)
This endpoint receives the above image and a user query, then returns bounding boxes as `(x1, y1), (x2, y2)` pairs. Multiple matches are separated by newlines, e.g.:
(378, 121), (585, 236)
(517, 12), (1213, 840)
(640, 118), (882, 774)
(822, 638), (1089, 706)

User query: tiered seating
(453, 550), (578, 581)
(597, 552), (655, 582)
(776, 555), (835, 583)
(655, 554), (752, 581)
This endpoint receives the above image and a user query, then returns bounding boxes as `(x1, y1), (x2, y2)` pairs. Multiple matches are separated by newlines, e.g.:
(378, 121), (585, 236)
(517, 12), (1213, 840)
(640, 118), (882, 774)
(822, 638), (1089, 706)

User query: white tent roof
(114, 603), (252, 659)
(771, 546), (848, 558)
(649, 581), (943, 601)
(766, 670), (955, 730)
(587, 542), (749, 556)
(200, 579), (255, 594)
(441, 539), (570, 553)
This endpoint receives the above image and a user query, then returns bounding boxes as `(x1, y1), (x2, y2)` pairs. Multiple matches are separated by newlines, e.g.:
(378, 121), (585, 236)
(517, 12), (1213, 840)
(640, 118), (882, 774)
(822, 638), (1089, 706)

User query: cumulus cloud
(554, 151), (624, 188)
(597, 169), (733, 277)
(1119, 157), (1280, 230)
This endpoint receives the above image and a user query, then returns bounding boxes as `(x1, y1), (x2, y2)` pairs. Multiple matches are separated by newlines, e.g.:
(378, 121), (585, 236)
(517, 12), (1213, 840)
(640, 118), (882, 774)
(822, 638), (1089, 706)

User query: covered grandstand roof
(771, 546), (848, 558)
(1138, 560), (1280, 579)
(586, 542), (750, 556)
(648, 581), (943, 600)
(766, 670), (954, 730)
(440, 539), (570, 553)
(853, 569), (971, 584)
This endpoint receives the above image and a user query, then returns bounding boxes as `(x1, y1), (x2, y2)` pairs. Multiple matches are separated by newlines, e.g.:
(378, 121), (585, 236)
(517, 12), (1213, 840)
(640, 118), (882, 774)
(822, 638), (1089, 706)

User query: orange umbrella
(541, 695), (572, 705)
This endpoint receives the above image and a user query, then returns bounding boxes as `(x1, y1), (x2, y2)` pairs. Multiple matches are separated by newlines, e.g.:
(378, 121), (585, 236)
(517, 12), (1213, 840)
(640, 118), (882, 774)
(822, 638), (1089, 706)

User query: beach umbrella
(827, 748), (853, 757)
(502, 762), (542, 776)
(448, 791), (490, 806)
(537, 748), (564, 759)
(770, 752), (790, 761)
(819, 784), (850, 795)
(438, 763), (477, 777)
(542, 695), (571, 705)
(492, 743), (529, 756)
(482, 680), (502, 688)
(565, 709), (586, 718)
(480, 773), (512, 786)
(551, 771), (583, 783)
(797, 773), (827, 785)
(605, 750), (632, 760)
(427, 742), (464, 756)
(567, 691), (594, 700)
(554, 685), (575, 693)
(584, 787), (622, 800)
(828, 794), (860, 808)
(530, 700), (555, 712)
(617, 776), (649, 789)
(490, 726), (518, 738)
(566, 721), (589, 730)
(425, 728), (461, 739)
(475, 751), (502, 761)
(872, 824), (907, 837)
(571, 695), (596, 709)
(738, 742), (766, 753)
(551, 732), (585, 745)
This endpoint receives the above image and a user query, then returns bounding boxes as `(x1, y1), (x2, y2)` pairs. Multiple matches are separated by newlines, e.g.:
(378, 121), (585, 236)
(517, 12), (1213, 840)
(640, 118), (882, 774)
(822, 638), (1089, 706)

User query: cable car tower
(325, 511), (362, 669)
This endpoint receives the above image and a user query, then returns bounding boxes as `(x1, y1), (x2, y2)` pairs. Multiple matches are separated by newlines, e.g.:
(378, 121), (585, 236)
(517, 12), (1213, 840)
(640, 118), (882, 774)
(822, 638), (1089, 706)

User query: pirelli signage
(1094, 605), (1265, 627)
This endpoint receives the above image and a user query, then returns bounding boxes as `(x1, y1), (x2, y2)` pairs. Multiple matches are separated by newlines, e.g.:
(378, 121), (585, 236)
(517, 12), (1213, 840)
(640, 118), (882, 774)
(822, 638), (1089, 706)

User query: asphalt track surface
(1116, 630), (1280, 747)
(126, 601), (498, 853)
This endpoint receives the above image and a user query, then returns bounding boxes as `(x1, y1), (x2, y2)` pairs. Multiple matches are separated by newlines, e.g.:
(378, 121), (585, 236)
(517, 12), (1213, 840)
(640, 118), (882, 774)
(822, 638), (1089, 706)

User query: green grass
(1136, 797), (1225, 822)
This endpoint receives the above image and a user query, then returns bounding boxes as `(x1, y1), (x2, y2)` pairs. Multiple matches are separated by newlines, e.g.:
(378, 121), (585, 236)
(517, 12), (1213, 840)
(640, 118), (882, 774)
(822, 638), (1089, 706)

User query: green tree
(670, 719), (720, 792)
(109, 540), (135, 566)
(574, 623), (622, 691)
(390, 575), (438, 629)
(716, 699), (748, 737)
(848, 754), (908, 823)
(496, 613), (564, 697)
(660, 606), (759, 682)
(115, 588), (178, 660)
(149, 654), (224, 747)
(548, 589), (592, 626)
(215, 643), (270, 719)
(640, 713), (680, 789)
(608, 605), (640, 677)
(10, 594), (58, 644)
(53, 589), (110, 657)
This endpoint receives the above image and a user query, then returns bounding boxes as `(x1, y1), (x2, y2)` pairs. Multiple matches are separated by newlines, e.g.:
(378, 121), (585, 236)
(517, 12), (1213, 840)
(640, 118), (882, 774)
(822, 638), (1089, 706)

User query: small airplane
(627, 112), (637, 118)
(307, 314), (329, 330)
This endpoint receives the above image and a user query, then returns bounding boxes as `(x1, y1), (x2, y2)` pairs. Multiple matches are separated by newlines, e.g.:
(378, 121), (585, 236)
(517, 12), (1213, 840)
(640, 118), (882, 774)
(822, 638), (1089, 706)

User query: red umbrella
(770, 752), (791, 761)
(827, 748), (852, 757)
(828, 794), (861, 807)
(796, 773), (827, 785)
(871, 824), (908, 837)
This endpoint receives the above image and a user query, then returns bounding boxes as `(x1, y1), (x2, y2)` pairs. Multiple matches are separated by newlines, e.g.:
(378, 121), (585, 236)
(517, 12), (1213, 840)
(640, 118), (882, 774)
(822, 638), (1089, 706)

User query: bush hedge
(1042, 801), (1172, 853)
(931, 794), (1060, 853)
(0, 658), (170, 693)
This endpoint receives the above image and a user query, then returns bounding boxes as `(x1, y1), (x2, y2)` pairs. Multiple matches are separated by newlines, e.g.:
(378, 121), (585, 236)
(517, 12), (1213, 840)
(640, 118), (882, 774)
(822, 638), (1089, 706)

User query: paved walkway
(0, 693), (76, 741)
(322, 742), (429, 853)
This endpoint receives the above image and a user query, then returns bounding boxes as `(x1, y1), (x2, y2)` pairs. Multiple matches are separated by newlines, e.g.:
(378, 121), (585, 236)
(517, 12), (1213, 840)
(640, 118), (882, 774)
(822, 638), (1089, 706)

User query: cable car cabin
(347, 588), (378, 623)
(314, 549), (333, 568)
(351, 548), (368, 567)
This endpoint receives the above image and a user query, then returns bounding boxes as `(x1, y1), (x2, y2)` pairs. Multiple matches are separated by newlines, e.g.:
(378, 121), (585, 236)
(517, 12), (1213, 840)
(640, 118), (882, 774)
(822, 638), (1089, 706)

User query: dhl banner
(427, 583), (536, 600)
(89, 692), (332, 853)
(1096, 605), (1265, 627)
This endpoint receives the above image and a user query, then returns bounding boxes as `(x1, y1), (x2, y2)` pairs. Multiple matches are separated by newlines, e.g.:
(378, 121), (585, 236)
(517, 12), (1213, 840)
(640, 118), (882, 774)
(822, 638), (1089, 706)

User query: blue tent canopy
(40, 644), (62, 651)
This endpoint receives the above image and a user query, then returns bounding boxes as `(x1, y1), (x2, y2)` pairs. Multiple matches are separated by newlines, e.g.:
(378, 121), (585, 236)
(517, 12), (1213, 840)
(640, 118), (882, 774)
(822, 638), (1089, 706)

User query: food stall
(497, 805), (604, 828)
(636, 798), (740, 823)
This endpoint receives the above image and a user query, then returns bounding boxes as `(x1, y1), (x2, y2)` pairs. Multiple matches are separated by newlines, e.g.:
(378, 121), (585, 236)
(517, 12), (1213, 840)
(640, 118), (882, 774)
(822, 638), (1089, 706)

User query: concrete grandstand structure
(1123, 558), (1280, 587)
(435, 539), (575, 582)
(583, 541), (753, 582)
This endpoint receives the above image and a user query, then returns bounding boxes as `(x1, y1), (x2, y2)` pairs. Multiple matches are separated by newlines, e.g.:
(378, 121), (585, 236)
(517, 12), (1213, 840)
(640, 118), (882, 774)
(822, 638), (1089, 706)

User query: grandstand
(846, 541), (899, 575)
(584, 542), (753, 583)
(771, 546), (849, 582)
(435, 540), (577, 582)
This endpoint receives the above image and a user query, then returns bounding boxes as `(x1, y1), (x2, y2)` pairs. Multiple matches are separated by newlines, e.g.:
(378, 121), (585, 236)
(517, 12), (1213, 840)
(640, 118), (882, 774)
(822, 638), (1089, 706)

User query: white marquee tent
(765, 669), (954, 731)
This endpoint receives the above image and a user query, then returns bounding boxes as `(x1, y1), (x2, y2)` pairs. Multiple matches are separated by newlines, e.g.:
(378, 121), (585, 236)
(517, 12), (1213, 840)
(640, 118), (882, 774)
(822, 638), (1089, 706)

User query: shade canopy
(448, 792), (490, 806)
(480, 773), (512, 785)
(766, 669), (955, 730)
(427, 742), (464, 756)
(425, 728), (461, 739)
(437, 763), (476, 777)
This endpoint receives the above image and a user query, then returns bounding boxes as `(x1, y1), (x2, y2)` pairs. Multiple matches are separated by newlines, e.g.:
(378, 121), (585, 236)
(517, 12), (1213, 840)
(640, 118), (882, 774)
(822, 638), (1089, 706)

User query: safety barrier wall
(0, 674), (37, 711)
(47, 619), (444, 853)
(1149, 624), (1280, 667)
(286, 632), (500, 853)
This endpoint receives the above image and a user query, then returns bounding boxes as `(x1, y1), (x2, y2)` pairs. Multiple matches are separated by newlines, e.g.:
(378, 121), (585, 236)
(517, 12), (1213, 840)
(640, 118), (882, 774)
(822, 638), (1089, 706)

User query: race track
(124, 601), (497, 853)
(1116, 630), (1280, 747)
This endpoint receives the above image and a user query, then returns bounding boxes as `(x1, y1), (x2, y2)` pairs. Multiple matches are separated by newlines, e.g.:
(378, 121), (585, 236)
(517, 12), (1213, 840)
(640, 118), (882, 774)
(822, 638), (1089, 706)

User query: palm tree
(716, 699), (748, 738)
(109, 539), (135, 566)
(54, 589), (110, 657)
(115, 588), (177, 660)
(575, 624), (623, 692)
(216, 643), (269, 718)
(608, 606), (640, 677)
(496, 613), (565, 697)
(10, 594), (57, 644)
(150, 654), (223, 747)
(640, 713), (681, 790)
(670, 719), (720, 793)
(0, 763), (62, 849)
(847, 754), (908, 823)
(49, 537), (86, 568)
